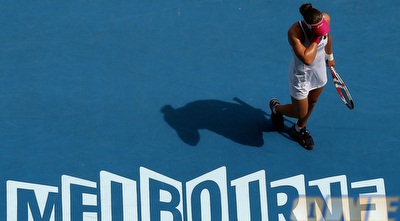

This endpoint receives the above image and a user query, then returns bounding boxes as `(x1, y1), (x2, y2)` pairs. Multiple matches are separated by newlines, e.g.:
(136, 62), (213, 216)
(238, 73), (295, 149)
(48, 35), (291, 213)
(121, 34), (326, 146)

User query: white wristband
(325, 53), (334, 61)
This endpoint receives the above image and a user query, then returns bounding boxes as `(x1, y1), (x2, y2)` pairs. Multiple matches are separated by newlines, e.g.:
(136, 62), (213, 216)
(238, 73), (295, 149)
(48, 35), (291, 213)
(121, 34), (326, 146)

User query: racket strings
(331, 67), (354, 109)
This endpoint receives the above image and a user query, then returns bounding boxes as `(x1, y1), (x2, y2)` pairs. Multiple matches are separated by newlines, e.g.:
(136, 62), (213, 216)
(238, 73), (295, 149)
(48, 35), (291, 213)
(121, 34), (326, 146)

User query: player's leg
(274, 96), (308, 120)
(296, 87), (324, 127)
(270, 96), (307, 131)
(274, 87), (323, 149)
(288, 87), (324, 149)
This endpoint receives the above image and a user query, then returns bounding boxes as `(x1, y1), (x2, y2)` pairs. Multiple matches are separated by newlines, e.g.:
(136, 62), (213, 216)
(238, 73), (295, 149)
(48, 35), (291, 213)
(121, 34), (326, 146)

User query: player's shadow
(160, 97), (276, 147)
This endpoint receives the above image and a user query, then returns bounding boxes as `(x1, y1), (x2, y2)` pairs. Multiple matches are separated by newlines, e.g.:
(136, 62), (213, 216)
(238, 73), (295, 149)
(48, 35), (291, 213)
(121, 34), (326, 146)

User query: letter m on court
(7, 180), (59, 221)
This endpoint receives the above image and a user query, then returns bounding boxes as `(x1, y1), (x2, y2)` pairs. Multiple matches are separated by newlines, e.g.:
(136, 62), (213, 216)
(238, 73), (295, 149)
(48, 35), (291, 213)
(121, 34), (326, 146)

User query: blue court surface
(1, 0), (399, 220)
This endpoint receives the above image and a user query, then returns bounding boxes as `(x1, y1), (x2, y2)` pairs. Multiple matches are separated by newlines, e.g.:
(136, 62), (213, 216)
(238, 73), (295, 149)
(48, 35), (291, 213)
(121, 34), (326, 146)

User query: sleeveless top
(288, 21), (328, 100)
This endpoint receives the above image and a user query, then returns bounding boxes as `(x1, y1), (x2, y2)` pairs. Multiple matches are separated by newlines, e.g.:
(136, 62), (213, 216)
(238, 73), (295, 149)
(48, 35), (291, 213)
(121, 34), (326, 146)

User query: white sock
(273, 104), (279, 114)
(295, 123), (303, 132)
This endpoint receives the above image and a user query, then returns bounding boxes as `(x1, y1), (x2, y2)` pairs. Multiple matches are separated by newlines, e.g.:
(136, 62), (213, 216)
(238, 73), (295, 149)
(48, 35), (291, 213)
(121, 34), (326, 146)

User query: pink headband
(305, 17), (330, 36)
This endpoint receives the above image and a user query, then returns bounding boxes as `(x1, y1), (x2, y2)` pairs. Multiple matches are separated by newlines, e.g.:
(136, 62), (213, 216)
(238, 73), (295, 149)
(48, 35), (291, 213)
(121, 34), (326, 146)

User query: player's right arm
(288, 23), (318, 66)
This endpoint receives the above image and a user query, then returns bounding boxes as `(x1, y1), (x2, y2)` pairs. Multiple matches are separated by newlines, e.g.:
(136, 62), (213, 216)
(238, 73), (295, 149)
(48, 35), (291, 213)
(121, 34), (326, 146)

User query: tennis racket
(329, 66), (354, 110)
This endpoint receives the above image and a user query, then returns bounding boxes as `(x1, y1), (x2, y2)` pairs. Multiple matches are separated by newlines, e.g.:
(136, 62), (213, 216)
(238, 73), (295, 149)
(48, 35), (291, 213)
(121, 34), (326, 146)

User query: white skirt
(288, 45), (328, 100)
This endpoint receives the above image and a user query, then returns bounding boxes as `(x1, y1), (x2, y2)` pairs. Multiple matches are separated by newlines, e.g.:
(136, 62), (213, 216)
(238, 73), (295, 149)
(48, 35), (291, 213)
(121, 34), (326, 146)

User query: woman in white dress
(270, 3), (335, 150)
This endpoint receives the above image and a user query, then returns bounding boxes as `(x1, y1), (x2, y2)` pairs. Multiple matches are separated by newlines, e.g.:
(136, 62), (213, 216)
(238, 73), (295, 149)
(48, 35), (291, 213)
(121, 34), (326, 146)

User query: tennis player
(270, 3), (335, 150)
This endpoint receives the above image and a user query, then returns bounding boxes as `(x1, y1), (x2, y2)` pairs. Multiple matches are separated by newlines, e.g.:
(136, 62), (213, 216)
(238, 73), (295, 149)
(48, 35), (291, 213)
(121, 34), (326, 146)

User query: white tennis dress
(288, 21), (328, 100)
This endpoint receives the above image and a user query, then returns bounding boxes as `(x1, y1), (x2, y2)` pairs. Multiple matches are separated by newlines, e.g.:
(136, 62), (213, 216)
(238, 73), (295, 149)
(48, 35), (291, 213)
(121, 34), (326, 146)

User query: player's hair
(299, 3), (322, 24)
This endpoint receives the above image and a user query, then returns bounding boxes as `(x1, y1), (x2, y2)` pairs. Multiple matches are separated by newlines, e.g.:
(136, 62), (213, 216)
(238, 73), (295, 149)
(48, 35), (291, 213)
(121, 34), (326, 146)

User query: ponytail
(299, 3), (313, 17)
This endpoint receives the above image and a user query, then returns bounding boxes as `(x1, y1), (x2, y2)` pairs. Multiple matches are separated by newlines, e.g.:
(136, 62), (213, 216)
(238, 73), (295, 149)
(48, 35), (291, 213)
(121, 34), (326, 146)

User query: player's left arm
(323, 13), (335, 67)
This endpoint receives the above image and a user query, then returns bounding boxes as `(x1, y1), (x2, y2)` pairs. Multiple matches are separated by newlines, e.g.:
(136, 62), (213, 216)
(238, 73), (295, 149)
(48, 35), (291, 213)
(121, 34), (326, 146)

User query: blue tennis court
(0, 0), (399, 220)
